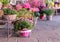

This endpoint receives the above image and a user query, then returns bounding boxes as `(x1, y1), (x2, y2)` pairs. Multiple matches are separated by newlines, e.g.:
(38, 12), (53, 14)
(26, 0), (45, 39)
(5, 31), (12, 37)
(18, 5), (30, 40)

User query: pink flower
(16, 4), (22, 11)
(25, 19), (29, 21)
(30, 8), (39, 12)
(9, 5), (13, 9)
(29, 20), (33, 23)
(33, 8), (39, 12)
(23, 3), (31, 9)
(28, 0), (40, 7)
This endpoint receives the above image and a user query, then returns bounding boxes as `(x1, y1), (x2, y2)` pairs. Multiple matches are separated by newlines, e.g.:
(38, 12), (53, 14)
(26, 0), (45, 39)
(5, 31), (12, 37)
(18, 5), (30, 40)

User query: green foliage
(18, 20), (31, 29)
(34, 12), (40, 17)
(4, 8), (17, 15)
(17, 8), (27, 17)
(43, 9), (54, 16)
(0, 0), (3, 2)
(2, 0), (9, 5)
(14, 20), (33, 32)
(17, 8), (33, 17)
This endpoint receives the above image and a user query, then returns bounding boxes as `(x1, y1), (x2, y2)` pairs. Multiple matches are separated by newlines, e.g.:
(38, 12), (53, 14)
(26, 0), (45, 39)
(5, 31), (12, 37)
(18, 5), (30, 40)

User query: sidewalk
(0, 15), (60, 42)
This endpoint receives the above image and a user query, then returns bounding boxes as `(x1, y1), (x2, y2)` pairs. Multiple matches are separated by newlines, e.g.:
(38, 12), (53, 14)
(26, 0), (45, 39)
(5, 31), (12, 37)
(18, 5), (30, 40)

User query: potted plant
(39, 5), (46, 20)
(14, 19), (34, 37)
(39, 10), (45, 20)
(16, 4), (22, 11)
(16, 8), (34, 20)
(16, 8), (28, 18)
(30, 7), (40, 25)
(2, 0), (9, 9)
(3, 8), (17, 21)
(44, 8), (54, 20)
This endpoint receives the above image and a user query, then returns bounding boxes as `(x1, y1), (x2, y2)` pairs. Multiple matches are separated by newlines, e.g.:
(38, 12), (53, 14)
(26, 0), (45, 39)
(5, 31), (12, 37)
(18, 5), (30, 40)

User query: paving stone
(17, 37), (38, 42)
(8, 37), (17, 42)
(0, 37), (7, 42)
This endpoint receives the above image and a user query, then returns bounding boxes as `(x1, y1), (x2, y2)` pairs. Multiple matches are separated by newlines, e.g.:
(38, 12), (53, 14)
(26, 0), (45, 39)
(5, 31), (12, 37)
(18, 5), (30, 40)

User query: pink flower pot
(19, 30), (31, 37)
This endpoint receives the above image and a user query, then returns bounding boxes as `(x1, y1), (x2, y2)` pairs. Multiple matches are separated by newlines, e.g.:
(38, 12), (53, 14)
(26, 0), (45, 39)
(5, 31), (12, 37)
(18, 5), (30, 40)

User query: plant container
(19, 30), (31, 37)
(46, 15), (53, 21)
(40, 14), (45, 20)
(3, 14), (16, 21)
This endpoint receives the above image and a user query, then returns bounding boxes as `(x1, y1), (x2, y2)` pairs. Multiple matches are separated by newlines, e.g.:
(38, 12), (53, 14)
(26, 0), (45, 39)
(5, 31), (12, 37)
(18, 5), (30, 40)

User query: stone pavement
(0, 15), (60, 42)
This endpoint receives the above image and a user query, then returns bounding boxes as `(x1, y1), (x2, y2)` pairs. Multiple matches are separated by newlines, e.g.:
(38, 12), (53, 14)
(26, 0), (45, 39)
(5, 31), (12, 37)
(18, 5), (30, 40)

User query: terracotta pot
(4, 15), (16, 21)
(18, 30), (31, 37)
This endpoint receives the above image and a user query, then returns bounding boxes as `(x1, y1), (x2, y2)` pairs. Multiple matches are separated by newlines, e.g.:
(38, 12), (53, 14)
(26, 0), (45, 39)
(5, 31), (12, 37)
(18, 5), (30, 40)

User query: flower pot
(18, 30), (31, 37)
(3, 14), (16, 21)
(40, 14), (45, 20)
(46, 15), (53, 21)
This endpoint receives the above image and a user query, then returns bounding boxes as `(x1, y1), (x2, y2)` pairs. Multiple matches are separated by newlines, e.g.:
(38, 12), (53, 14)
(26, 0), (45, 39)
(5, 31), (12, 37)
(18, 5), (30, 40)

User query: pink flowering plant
(16, 4), (22, 11)
(30, 7), (39, 12)
(29, 7), (40, 17)
(23, 3), (31, 9)
(28, 0), (40, 7)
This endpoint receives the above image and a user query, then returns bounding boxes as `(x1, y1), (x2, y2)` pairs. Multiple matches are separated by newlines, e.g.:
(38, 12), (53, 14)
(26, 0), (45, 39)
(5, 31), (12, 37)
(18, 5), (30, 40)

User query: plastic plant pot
(40, 14), (45, 20)
(19, 30), (31, 37)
